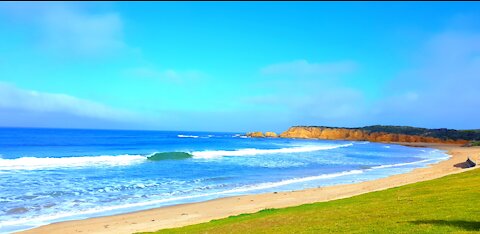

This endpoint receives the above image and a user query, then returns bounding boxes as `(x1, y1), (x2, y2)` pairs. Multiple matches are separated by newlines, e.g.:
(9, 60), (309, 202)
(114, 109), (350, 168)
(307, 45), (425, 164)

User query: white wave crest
(225, 169), (364, 193)
(177, 135), (199, 138)
(0, 155), (146, 171)
(232, 134), (248, 138)
(369, 157), (448, 170)
(192, 143), (353, 159)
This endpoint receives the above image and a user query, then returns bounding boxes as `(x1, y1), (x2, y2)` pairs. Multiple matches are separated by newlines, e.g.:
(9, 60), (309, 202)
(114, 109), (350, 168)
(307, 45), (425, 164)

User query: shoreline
(18, 143), (480, 234)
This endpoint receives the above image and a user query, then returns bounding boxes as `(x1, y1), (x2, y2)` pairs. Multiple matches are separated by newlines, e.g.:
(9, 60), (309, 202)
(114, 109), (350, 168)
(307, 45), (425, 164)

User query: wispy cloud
(240, 59), (366, 128)
(261, 60), (357, 76)
(253, 27), (480, 130)
(126, 67), (205, 83)
(41, 7), (125, 57)
(1, 3), (125, 57)
(241, 88), (367, 128)
(0, 82), (137, 123)
(375, 30), (480, 128)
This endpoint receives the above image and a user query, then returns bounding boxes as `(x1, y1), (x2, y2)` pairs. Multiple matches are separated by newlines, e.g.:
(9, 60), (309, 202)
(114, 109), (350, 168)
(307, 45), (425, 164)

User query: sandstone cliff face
(278, 126), (468, 144)
(246, 131), (278, 138)
(265, 132), (278, 138)
(246, 132), (264, 137)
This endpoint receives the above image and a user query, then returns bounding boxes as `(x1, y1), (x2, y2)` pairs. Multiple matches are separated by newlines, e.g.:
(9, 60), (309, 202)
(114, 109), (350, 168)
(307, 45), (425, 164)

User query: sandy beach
(18, 143), (480, 234)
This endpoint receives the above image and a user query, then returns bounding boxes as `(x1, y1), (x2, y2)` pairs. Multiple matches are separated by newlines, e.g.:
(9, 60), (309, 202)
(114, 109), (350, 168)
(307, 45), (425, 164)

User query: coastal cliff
(248, 126), (480, 144)
(279, 126), (475, 144)
(265, 132), (278, 137)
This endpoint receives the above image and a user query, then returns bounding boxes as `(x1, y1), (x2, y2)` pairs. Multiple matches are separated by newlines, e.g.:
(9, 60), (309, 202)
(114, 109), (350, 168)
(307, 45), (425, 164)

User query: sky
(0, 2), (480, 132)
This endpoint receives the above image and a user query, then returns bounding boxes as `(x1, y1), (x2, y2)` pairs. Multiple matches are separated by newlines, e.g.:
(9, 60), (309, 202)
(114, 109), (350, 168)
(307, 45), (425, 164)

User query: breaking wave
(0, 155), (146, 170)
(177, 135), (199, 138)
(191, 143), (353, 159)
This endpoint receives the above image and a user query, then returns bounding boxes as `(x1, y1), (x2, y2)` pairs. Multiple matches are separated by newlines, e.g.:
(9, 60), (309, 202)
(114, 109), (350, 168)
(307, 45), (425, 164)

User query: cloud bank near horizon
(0, 83), (143, 129)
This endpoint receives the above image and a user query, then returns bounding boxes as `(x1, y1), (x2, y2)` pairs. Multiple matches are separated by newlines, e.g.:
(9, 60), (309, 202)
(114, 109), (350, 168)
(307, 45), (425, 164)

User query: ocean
(0, 128), (449, 233)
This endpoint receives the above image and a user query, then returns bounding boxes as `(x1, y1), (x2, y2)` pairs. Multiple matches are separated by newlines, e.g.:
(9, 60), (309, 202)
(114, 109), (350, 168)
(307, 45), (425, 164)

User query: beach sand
(18, 143), (480, 234)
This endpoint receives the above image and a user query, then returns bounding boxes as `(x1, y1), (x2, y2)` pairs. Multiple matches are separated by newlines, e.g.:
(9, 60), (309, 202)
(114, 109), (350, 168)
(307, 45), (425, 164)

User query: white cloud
(0, 3), (126, 57)
(0, 82), (137, 122)
(242, 59), (367, 128)
(295, 89), (366, 120)
(374, 30), (480, 128)
(41, 7), (125, 57)
(255, 60), (363, 127)
(261, 60), (357, 76)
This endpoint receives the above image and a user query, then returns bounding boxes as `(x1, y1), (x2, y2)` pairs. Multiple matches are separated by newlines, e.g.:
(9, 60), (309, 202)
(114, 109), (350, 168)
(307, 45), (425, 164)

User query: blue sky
(0, 2), (480, 132)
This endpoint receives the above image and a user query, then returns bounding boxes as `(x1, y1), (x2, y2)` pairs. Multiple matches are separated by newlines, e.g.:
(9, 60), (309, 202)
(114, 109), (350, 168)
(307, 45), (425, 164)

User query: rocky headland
(247, 125), (480, 144)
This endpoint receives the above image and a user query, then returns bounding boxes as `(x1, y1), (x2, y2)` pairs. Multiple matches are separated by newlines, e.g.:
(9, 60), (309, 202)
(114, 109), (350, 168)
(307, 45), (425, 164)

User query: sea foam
(177, 135), (199, 138)
(0, 144), (352, 170)
(191, 143), (353, 159)
(0, 168), (364, 229)
(370, 157), (448, 169)
(0, 155), (145, 170)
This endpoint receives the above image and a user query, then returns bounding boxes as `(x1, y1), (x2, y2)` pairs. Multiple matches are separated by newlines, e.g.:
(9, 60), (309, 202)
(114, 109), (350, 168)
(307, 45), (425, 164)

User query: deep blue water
(0, 128), (448, 233)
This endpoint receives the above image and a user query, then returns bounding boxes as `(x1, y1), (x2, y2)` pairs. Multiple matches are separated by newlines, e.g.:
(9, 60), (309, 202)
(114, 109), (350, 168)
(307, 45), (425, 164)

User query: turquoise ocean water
(0, 128), (449, 233)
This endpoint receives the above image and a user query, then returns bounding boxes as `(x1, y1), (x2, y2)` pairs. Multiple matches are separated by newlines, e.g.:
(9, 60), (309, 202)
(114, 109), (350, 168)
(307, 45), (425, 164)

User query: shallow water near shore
(0, 128), (449, 233)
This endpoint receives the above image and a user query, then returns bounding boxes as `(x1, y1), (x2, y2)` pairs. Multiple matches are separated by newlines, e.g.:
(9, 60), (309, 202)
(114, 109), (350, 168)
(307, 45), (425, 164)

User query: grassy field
(141, 168), (480, 234)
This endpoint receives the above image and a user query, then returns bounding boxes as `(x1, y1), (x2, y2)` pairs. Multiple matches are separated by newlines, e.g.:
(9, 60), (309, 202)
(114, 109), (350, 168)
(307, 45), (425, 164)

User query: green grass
(470, 141), (480, 147)
(139, 168), (480, 234)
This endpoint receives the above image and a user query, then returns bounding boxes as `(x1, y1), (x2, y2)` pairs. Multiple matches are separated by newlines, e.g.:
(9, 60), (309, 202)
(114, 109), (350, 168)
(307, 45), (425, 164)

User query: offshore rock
(246, 132), (265, 138)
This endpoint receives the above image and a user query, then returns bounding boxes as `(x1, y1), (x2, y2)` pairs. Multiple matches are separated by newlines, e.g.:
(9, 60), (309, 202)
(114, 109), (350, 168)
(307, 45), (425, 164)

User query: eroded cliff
(278, 126), (469, 144)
